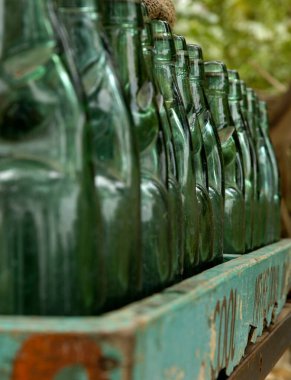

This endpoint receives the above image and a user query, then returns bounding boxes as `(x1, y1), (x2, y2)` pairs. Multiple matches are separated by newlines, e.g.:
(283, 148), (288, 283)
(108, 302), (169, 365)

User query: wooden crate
(0, 240), (291, 380)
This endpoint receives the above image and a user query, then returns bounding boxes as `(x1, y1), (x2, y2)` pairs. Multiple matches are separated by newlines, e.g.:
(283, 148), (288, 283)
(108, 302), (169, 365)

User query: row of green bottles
(0, 0), (106, 315)
(0, 0), (280, 316)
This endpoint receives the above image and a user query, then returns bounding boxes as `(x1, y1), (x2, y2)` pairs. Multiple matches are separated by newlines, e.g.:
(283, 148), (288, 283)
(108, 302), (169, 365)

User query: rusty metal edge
(228, 301), (291, 380)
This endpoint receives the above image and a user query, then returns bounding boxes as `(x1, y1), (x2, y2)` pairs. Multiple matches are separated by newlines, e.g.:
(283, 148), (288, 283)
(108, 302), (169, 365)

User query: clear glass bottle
(259, 100), (281, 242)
(55, 0), (142, 308)
(205, 61), (245, 255)
(152, 20), (199, 275)
(0, 0), (104, 315)
(102, 0), (171, 293)
(141, 5), (183, 280)
(187, 44), (224, 262)
(174, 35), (214, 268)
(228, 70), (256, 252)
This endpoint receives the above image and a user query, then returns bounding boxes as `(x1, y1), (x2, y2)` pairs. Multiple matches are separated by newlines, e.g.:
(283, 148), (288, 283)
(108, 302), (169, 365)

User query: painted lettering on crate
(211, 289), (237, 376)
(11, 334), (107, 380)
(253, 265), (279, 325)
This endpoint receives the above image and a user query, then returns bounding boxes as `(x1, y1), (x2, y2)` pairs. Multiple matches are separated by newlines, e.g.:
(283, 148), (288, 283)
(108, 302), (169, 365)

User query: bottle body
(205, 62), (245, 255)
(239, 82), (260, 249)
(142, 16), (183, 280)
(194, 101), (224, 260)
(0, 0), (103, 315)
(154, 62), (198, 274)
(174, 37), (214, 267)
(188, 44), (224, 261)
(228, 77), (256, 252)
(56, 2), (142, 308)
(246, 90), (273, 246)
(259, 101), (281, 242)
(102, 1), (171, 293)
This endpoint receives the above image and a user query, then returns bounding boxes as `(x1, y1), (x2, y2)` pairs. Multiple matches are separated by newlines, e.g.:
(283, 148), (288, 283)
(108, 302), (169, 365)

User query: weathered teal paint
(0, 240), (290, 380)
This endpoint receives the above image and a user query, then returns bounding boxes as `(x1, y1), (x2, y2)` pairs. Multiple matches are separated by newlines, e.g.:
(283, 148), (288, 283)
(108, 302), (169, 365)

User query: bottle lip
(246, 87), (257, 100)
(102, 0), (144, 27)
(55, 0), (96, 8)
(141, 2), (150, 23)
(152, 20), (176, 62)
(228, 79), (242, 101)
(259, 100), (268, 112)
(173, 34), (187, 52)
(204, 60), (229, 92)
(187, 43), (203, 60)
(228, 69), (240, 81)
(204, 60), (228, 75)
(151, 19), (172, 38)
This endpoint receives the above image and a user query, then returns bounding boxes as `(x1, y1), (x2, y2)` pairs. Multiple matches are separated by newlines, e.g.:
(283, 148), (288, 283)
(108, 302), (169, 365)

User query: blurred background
(173, 0), (291, 238)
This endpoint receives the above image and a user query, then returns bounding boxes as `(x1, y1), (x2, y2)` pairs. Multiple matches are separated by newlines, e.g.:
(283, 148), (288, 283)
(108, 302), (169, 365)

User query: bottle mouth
(228, 69), (240, 81)
(55, 0), (96, 8)
(173, 35), (190, 70)
(259, 100), (268, 113)
(141, 3), (152, 47)
(228, 79), (242, 101)
(204, 61), (229, 92)
(188, 44), (203, 60)
(141, 2), (151, 23)
(173, 35), (187, 53)
(152, 20), (176, 62)
(246, 88), (258, 111)
(259, 101), (269, 125)
(187, 44), (205, 79)
(151, 19), (172, 38)
(102, 0), (144, 27)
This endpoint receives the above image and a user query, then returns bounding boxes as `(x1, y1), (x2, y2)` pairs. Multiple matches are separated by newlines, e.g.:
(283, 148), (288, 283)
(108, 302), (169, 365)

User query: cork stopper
(143, 0), (176, 27)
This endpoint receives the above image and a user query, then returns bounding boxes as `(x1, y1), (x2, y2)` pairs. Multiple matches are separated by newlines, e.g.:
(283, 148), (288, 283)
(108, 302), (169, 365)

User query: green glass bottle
(228, 70), (256, 252)
(141, 5), (183, 280)
(246, 89), (273, 246)
(205, 61), (245, 255)
(102, 0), (171, 293)
(55, 0), (142, 308)
(174, 35), (214, 268)
(0, 0), (104, 315)
(239, 80), (260, 249)
(152, 20), (199, 275)
(259, 100), (281, 242)
(187, 44), (224, 263)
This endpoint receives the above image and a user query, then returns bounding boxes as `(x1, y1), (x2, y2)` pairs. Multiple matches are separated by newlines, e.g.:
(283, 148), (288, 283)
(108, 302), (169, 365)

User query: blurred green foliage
(173, 0), (291, 94)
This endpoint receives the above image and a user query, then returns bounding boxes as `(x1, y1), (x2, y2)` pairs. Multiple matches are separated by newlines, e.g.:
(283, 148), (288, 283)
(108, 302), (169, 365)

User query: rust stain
(11, 334), (108, 380)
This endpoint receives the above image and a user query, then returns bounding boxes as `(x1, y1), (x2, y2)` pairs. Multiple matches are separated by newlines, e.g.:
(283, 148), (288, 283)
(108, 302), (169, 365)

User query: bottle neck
(1, 0), (55, 77)
(175, 62), (193, 113)
(260, 111), (269, 133)
(188, 76), (208, 116)
(228, 94), (241, 115)
(206, 89), (232, 130)
(104, 7), (148, 101)
(56, 1), (104, 73)
(154, 60), (179, 104)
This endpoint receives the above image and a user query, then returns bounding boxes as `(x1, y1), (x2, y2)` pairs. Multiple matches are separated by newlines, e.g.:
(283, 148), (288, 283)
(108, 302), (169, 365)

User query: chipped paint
(209, 318), (217, 363)
(197, 362), (206, 380)
(164, 366), (185, 380)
